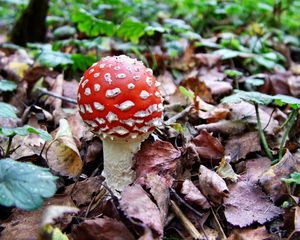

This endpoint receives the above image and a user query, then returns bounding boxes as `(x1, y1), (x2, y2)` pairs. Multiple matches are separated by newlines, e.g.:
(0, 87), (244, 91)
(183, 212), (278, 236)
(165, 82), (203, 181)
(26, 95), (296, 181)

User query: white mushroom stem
(101, 138), (142, 195)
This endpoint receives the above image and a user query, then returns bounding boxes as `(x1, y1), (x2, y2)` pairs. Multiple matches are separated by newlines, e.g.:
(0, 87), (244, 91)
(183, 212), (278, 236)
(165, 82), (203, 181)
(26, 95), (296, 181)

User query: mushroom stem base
(102, 138), (141, 195)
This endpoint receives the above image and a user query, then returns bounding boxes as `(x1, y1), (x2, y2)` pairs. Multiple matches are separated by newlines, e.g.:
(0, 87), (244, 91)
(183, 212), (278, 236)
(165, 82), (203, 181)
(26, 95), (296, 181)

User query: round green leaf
(0, 102), (18, 118)
(0, 159), (57, 210)
(0, 80), (17, 92)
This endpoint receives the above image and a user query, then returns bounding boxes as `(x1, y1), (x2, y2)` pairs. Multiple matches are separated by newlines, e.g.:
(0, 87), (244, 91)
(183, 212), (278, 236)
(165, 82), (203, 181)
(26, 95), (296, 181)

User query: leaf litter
(2, 2), (300, 239)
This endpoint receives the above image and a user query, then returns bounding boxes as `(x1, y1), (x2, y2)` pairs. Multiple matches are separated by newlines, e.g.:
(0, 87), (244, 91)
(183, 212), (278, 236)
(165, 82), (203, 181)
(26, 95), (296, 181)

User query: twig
(170, 200), (203, 240)
(211, 208), (227, 240)
(254, 103), (274, 160)
(37, 87), (77, 104)
(165, 105), (193, 125)
(170, 188), (203, 218)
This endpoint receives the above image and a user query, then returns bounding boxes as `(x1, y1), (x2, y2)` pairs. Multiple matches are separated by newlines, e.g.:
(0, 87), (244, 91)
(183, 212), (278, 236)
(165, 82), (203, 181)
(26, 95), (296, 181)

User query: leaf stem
(5, 136), (13, 157)
(278, 108), (298, 160)
(254, 103), (273, 160)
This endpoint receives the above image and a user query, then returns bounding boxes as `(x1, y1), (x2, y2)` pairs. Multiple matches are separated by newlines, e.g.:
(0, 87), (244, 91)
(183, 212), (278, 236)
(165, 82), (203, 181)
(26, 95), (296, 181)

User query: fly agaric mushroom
(77, 55), (163, 194)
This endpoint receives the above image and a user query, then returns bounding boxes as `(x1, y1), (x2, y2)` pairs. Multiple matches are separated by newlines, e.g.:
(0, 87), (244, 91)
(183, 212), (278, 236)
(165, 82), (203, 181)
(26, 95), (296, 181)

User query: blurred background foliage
(1, 0), (300, 74)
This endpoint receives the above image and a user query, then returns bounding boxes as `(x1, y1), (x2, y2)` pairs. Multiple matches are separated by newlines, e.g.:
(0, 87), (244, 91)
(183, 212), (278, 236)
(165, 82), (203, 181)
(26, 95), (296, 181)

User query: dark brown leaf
(224, 179), (283, 227)
(191, 130), (224, 163)
(119, 184), (163, 237)
(65, 176), (104, 207)
(71, 218), (135, 240)
(228, 226), (276, 240)
(259, 150), (300, 202)
(134, 140), (180, 186)
(225, 131), (261, 162)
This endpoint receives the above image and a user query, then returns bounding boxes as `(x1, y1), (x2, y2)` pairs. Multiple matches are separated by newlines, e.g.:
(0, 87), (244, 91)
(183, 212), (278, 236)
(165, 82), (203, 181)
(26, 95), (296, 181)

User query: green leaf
(0, 125), (52, 141)
(0, 102), (18, 118)
(37, 50), (73, 68)
(212, 49), (254, 60)
(0, 158), (57, 210)
(281, 172), (300, 185)
(224, 69), (243, 78)
(179, 86), (195, 98)
(0, 80), (17, 92)
(221, 90), (273, 105)
(53, 26), (76, 38)
(71, 54), (97, 72)
(71, 9), (115, 37)
(272, 94), (300, 109)
(117, 18), (146, 44)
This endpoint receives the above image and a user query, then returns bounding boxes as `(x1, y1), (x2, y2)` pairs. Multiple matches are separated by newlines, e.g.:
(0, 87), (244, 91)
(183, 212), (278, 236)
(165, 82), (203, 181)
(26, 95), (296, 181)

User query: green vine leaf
(117, 18), (146, 44)
(0, 102), (18, 119)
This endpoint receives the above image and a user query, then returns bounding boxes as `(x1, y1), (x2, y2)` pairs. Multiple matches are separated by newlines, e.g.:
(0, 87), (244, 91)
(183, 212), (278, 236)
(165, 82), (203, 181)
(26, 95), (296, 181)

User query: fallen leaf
(191, 130), (224, 164)
(195, 120), (247, 136)
(85, 138), (103, 163)
(134, 140), (180, 186)
(71, 218), (135, 240)
(198, 165), (229, 205)
(225, 131), (261, 162)
(157, 71), (177, 97)
(181, 179), (210, 209)
(65, 176), (104, 207)
(143, 174), (170, 224)
(288, 75), (300, 97)
(46, 119), (83, 177)
(216, 156), (239, 182)
(259, 150), (300, 202)
(41, 205), (79, 226)
(0, 195), (73, 240)
(194, 53), (221, 67)
(227, 226), (275, 240)
(198, 105), (230, 123)
(119, 184), (163, 237)
(295, 206), (300, 233)
(228, 101), (278, 135)
(45, 74), (64, 112)
(224, 179), (283, 227)
(62, 79), (79, 108)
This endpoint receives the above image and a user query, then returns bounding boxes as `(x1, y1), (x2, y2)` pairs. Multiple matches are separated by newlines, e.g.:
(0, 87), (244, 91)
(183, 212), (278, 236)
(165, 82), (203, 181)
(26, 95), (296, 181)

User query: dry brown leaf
(228, 101), (278, 135)
(143, 174), (170, 224)
(85, 138), (103, 163)
(191, 130), (224, 164)
(198, 106), (230, 123)
(46, 119), (83, 177)
(62, 79), (79, 108)
(216, 156), (239, 182)
(224, 178), (283, 227)
(198, 165), (229, 205)
(195, 120), (247, 136)
(65, 176), (104, 207)
(260, 71), (291, 95)
(181, 179), (210, 209)
(227, 226), (275, 240)
(194, 53), (221, 67)
(0, 195), (73, 240)
(259, 150), (300, 202)
(157, 71), (177, 97)
(45, 74), (64, 111)
(120, 184), (163, 237)
(71, 218), (135, 240)
(225, 131), (261, 162)
(288, 75), (300, 97)
(134, 140), (180, 186)
(242, 157), (271, 183)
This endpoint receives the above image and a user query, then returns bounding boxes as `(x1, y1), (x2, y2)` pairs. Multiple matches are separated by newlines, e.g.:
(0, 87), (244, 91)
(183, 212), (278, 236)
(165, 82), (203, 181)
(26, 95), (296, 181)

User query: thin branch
(37, 87), (77, 104)
(165, 105), (193, 125)
(170, 200), (203, 240)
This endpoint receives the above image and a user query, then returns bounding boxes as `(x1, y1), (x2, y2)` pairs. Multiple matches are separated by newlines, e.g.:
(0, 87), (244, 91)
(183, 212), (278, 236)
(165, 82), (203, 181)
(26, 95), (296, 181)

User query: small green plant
(0, 125), (52, 157)
(0, 158), (57, 210)
(222, 90), (300, 163)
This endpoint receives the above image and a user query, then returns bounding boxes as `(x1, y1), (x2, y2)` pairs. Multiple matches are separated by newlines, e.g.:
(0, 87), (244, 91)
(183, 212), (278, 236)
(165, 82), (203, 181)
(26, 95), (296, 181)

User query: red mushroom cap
(77, 55), (163, 141)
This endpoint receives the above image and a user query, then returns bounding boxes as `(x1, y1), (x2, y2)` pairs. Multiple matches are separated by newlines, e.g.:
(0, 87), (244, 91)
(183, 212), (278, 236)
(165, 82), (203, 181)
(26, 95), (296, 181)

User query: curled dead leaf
(198, 165), (229, 205)
(181, 179), (210, 209)
(46, 119), (83, 177)
(259, 150), (300, 202)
